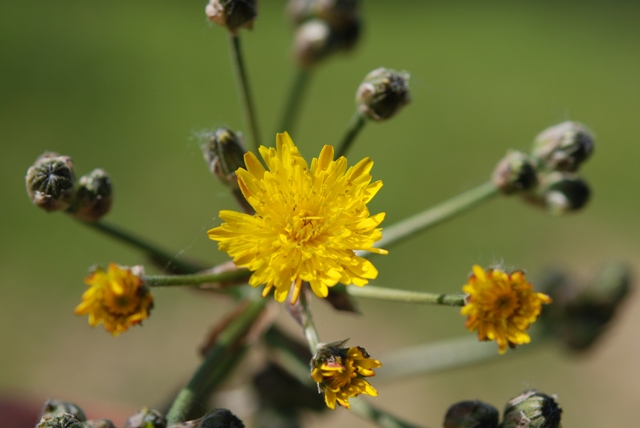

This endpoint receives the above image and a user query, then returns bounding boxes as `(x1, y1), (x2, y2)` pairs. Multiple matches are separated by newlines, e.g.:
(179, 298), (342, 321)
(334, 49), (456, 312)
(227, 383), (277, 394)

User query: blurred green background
(2, 0), (640, 427)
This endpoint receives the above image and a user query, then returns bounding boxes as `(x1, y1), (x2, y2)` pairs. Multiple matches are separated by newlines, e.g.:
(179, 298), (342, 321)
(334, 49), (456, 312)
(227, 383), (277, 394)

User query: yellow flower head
(74, 264), (153, 336)
(208, 132), (387, 304)
(310, 341), (382, 410)
(461, 265), (552, 354)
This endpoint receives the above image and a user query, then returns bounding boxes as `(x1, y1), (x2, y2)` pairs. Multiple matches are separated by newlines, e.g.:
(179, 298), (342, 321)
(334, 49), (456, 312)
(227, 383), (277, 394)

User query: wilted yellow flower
(311, 342), (381, 410)
(74, 264), (153, 336)
(208, 132), (387, 304)
(461, 265), (552, 354)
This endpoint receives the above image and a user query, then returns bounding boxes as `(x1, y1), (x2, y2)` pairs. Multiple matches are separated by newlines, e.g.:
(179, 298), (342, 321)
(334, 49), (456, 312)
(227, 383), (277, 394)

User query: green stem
(299, 291), (320, 354)
(375, 333), (549, 382)
(229, 34), (261, 152)
(144, 269), (251, 287)
(360, 181), (499, 256)
(351, 400), (424, 428)
(165, 299), (266, 424)
(277, 67), (311, 136)
(80, 220), (205, 274)
(336, 111), (367, 158)
(346, 285), (465, 306)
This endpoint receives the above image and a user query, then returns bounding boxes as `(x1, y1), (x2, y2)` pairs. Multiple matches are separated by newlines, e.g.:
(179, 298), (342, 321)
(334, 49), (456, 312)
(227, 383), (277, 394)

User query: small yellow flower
(461, 265), (552, 354)
(74, 264), (153, 336)
(311, 342), (382, 410)
(208, 132), (387, 304)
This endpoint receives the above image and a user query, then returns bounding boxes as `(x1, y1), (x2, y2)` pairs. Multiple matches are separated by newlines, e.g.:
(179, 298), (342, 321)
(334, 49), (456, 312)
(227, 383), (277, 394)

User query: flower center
(491, 291), (519, 319)
(325, 359), (357, 389)
(287, 210), (323, 245)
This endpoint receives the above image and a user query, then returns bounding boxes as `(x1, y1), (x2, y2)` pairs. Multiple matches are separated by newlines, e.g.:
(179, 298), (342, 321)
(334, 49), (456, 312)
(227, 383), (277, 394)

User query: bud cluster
(492, 121), (594, 215)
(444, 390), (562, 428)
(288, 0), (361, 68)
(26, 152), (113, 222)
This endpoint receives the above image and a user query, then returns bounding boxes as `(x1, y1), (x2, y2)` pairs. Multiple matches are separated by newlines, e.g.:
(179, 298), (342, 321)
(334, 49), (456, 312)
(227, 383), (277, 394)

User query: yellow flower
(208, 132), (387, 304)
(74, 264), (153, 336)
(461, 265), (552, 354)
(311, 342), (382, 410)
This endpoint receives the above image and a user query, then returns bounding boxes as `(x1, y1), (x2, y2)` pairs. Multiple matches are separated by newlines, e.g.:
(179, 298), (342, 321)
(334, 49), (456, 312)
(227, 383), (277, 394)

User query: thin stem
(351, 400), (424, 428)
(359, 181), (499, 256)
(228, 34), (261, 152)
(346, 285), (465, 306)
(80, 220), (205, 274)
(299, 291), (320, 354)
(165, 299), (266, 424)
(144, 269), (251, 287)
(375, 332), (549, 382)
(336, 111), (367, 158)
(277, 67), (311, 136)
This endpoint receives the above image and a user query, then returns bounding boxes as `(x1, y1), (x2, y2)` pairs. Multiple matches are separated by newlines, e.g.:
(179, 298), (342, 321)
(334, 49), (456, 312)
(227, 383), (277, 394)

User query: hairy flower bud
(39, 400), (86, 422)
(205, 0), (257, 34)
(502, 390), (562, 428)
(492, 150), (537, 195)
(356, 67), (410, 121)
(444, 400), (499, 428)
(36, 413), (84, 428)
(293, 19), (332, 68)
(71, 168), (113, 222)
(124, 408), (166, 428)
(532, 121), (594, 172)
(198, 409), (245, 428)
(541, 172), (591, 215)
(287, 0), (315, 25)
(316, 0), (360, 29)
(202, 128), (247, 190)
(26, 152), (76, 212)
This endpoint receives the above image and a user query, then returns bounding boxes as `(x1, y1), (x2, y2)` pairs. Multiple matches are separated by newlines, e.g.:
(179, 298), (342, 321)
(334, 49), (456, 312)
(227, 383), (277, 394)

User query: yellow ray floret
(461, 265), (552, 354)
(208, 132), (387, 304)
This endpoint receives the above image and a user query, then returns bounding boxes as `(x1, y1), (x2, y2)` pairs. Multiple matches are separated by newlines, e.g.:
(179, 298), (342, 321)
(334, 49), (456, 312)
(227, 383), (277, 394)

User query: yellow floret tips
(461, 265), (552, 354)
(310, 341), (382, 410)
(74, 264), (153, 336)
(208, 132), (387, 304)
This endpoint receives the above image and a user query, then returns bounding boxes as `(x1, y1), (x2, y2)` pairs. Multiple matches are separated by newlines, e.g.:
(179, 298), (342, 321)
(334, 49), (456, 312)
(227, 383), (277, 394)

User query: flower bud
(316, 0), (360, 29)
(205, 0), (257, 34)
(444, 400), (499, 428)
(85, 420), (116, 428)
(36, 413), (84, 428)
(356, 67), (410, 121)
(124, 408), (166, 428)
(532, 121), (594, 172)
(293, 19), (332, 68)
(286, 0), (315, 25)
(502, 390), (562, 428)
(198, 409), (245, 428)
(71, 168), (113, 222)
(26, 152), (76, 212)
(541, 172), (591, 215)
(39, 400), (86, 421)
(202, 128), (247, 190)
(492, 151), (537, 195)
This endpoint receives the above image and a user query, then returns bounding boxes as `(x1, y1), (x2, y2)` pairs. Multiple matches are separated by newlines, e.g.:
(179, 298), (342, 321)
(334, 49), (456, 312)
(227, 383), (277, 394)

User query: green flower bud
(198, 409), (245, 428)
(124, 408), (166, 428)
(293, 19), (332, 68)
(541, 172), (591, 215)
(26, 152), (76, 212)
(492, 150), (537, 195)
(502, 390), (562, 428)
(71, 168), (113, 222)
(40, 400), (86, 422)
(356, 67), (410, 121)
(205, 0), (257, 34)
(202, 128), (247, 190)
(85, 420), (116, 428)
(444, 400), (499, 428)
(36, 413), (84, 428)
(532, 121), (594, 172)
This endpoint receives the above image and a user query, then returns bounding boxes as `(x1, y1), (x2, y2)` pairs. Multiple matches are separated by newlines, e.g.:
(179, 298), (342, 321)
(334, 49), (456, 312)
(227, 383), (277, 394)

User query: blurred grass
(2, 0), (640, 427)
